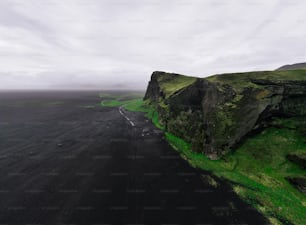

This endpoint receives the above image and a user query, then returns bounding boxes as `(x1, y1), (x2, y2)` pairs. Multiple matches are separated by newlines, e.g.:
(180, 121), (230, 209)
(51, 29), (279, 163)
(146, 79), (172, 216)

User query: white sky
(0, 0), (305, 90)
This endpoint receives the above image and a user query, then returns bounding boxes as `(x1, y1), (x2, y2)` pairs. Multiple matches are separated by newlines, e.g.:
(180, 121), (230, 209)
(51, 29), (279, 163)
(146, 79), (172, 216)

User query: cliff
(144, 70), (306, 159)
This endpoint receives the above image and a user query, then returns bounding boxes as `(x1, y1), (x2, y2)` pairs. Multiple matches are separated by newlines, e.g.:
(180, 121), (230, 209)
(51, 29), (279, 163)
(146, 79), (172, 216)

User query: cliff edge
(144, 70), (306, 159)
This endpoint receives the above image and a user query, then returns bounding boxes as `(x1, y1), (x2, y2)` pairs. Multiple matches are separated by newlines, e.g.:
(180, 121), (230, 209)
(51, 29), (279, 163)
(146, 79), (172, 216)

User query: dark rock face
(286, 177), (306, 194)
(144, 70), (306, 159)
(287, 153), (306, 169)
(144, 71), (164, 103)
(276, 62), (306, 71)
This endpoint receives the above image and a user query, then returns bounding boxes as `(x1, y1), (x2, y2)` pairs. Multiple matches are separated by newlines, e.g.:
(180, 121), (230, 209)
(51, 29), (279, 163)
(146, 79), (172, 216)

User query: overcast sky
(0, 0), (305, 90)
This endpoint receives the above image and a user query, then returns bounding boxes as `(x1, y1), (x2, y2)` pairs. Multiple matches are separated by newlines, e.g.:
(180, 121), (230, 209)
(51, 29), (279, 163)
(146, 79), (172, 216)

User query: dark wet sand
(0, 91), (268, 225)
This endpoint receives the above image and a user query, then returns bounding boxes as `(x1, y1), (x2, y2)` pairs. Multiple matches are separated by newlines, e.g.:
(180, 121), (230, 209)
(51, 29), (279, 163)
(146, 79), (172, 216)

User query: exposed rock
(286, 177), (306, 194)
(276, 62), (306, 71)
(144, 70), (306, 158)
(287, 153), (306, 169)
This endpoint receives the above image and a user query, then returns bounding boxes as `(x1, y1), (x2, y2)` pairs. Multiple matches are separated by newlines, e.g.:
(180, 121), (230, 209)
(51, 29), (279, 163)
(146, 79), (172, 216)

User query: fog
(0, 0), (305, 90)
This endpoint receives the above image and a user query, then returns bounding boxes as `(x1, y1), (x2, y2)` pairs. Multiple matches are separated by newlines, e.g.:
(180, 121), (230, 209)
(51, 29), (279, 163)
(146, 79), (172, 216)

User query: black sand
(0, 91), (268, 225)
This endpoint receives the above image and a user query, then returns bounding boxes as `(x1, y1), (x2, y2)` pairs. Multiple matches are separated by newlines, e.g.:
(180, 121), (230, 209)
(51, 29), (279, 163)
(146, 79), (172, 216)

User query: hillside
(143, 69), (306, 225)
(276, 62), (306, 71)
(144, 70), (306, 159)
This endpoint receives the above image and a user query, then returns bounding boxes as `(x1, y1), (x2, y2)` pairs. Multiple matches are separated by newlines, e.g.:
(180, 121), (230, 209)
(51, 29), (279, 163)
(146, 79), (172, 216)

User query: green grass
(124, 99), (148, 112)
(123, 98), (165, 130)
(101, 100), (126, 107)
(156, 73), (196, 98)
(207, 69), (306, 92)
(165, 127), (306, 225)
(101, 98), (147, 109)
(151, 69), (306, 98)
(100, 91), (146, 108)
(146, 108), (165, 130)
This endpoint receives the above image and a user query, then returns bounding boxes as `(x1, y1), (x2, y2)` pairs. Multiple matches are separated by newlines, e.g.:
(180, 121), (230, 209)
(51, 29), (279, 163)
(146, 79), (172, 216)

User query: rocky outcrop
(287, 153), (306, 169)
(276, 62), (306, 71)
(144, 70), (306, 159)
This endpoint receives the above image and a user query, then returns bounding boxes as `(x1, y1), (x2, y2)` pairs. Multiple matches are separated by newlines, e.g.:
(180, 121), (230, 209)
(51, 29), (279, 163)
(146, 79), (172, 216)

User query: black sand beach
(0, 91), (268, 225)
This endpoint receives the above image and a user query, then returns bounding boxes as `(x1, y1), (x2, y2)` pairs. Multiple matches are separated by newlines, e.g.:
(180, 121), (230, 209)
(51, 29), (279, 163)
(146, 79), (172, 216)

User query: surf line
(119, 106), (135, 127)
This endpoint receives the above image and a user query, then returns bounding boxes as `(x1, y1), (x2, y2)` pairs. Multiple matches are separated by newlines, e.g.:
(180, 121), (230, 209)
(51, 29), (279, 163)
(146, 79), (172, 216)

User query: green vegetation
(101, 99), (127, 107)
(165, 125), (306, 225)
(156, 73), (196, 99)
(100, 92), (144, 107)
(146, 108), (165, 130)
(123, 99), (148, 112)
(101, 98), (147, 110)
(207, 69), (306, 91)
(124, 99), (165, 129)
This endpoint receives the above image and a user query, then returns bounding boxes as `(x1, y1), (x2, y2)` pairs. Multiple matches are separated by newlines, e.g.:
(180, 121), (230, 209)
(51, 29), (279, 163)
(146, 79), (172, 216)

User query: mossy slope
(144, 70), (306, 159)
(144, 69), (306, 224)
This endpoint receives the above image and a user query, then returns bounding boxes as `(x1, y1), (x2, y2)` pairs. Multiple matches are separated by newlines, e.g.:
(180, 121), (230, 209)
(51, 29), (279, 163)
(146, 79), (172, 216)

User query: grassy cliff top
(154, 69), (306, 95)
(152, 71), (197, 99)
(206, 69), (306, 90)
